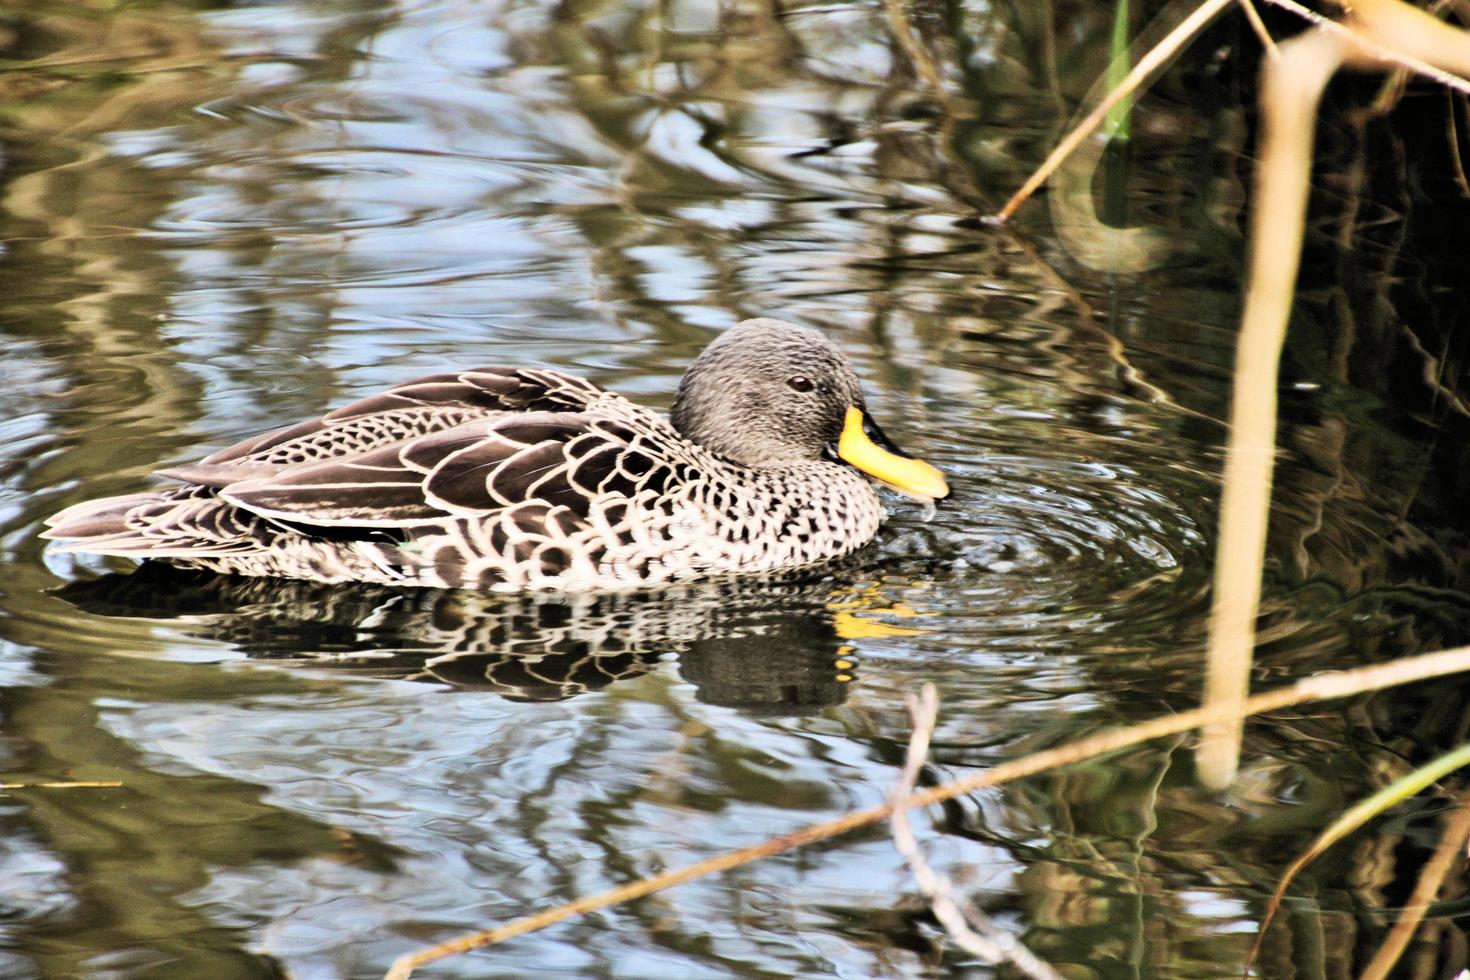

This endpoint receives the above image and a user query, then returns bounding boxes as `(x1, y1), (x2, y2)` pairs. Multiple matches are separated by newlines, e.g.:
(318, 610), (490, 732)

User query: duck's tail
(42, 488), (267, 559)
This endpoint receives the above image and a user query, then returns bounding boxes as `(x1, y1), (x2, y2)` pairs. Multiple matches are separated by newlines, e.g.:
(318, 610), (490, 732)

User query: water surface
(4, 1), (1470, 977)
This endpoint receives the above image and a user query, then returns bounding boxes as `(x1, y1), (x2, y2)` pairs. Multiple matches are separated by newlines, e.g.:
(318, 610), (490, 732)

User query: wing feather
(169, 367), (613, 481)
(219, 410), (666, 530)
(222, 441), (451, 526)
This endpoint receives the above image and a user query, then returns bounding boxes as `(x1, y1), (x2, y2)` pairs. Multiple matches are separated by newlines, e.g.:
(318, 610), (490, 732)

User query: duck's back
(158, 366), (610, 487)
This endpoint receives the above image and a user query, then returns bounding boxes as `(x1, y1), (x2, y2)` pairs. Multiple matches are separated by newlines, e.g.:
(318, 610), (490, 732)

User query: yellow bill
(836, 407), (950, 501)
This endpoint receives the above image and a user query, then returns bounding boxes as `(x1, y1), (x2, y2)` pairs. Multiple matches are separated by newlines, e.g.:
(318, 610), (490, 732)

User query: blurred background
(3, 0), (1470, 976)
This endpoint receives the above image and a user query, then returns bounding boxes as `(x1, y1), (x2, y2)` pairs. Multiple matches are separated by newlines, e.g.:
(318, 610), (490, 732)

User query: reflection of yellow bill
(837, 407), (950, 501)
(833, 610), (926, 640)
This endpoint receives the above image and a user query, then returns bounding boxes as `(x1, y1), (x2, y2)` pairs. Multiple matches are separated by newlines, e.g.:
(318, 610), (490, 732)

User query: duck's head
(671, 318), (950, 501)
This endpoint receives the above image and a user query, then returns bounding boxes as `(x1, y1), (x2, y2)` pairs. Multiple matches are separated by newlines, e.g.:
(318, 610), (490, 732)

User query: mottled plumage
(44, 319), (949, 591)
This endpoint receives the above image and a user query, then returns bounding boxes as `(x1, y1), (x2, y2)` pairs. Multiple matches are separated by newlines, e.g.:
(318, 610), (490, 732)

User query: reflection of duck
(44, 319), (948, 590)
(57, 564), (896, 712)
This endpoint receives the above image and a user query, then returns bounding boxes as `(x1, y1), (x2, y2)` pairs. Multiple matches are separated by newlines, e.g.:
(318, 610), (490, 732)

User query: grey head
(670, 318), (866, 466)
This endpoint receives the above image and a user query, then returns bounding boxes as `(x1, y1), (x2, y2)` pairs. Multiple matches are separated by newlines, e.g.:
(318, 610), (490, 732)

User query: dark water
(4, 1), (1470, 977)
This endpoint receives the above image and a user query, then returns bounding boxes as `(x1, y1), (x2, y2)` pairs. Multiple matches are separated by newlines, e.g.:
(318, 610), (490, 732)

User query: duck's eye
(787, 375), (815, 393)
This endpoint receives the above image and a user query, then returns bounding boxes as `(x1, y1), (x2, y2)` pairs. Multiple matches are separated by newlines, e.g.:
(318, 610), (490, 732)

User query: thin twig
(1237, 0), (1282, 59)
(383, 644), (1470, 980)
(0, 781), (123, 790)
(890, 684), (1061, 979)
(1263, 0), (1470, 94)
(1360, 794), (1470, 980)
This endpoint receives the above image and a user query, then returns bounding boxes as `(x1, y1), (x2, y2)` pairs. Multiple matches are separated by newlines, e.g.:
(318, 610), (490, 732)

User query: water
(4, 1), (1470, 976)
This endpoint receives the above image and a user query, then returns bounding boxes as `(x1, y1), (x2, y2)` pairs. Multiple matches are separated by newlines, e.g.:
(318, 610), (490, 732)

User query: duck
(43, 318), (950, 591)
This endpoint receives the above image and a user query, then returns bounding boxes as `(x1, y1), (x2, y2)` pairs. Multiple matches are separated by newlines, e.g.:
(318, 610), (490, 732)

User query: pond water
(4, 1), (1470, 977)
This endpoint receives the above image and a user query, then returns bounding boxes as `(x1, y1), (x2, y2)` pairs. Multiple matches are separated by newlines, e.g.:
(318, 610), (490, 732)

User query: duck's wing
(218, 409), (690, 529)
(157, 367), (610, 488)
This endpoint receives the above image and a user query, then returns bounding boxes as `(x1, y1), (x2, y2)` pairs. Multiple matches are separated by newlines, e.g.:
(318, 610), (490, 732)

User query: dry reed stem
(998, 0), (1470, 226)
(1199, 0), (1470, 790)
(1238, 0), (1282, 59)
(1360, 795), (1470, 980)
(383, 645), (1470, 980)
(1345, 0), (1470, 75)
(993, 0), (1236, 222)
(1195, 28), (1349, 791)
(1265, 0), (1470, 93)
(889, 684), (1062, 978)
(0, 781), (123, 790)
